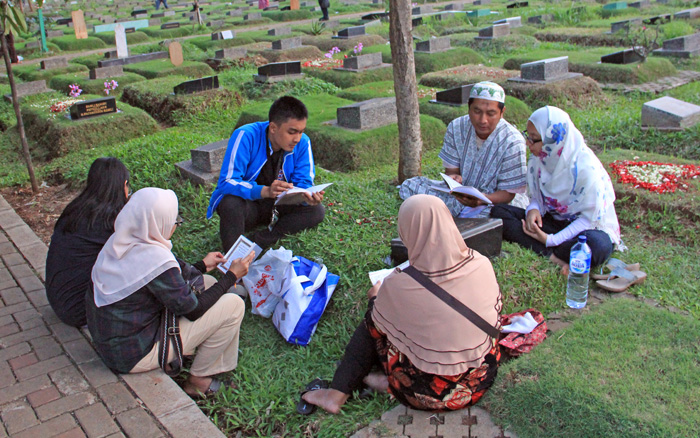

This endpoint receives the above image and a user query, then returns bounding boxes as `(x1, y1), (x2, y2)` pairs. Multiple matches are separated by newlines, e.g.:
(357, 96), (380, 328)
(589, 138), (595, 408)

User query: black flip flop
(296, 378), (330, 415)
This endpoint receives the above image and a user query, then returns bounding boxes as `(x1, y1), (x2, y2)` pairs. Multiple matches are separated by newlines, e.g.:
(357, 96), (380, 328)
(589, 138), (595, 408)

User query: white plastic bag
(242, 246), (293, 318)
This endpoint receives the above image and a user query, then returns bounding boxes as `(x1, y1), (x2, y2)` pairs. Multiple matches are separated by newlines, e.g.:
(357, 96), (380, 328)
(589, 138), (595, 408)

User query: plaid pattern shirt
(86, 266), (199, 374)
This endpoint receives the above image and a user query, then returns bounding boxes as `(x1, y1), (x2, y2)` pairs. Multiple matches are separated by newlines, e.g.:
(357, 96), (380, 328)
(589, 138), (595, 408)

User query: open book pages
(368, 260), (410, 286)
(431, 173), (493, 205)
(274, 183), (333, 206)
(217, 235), (262, 274)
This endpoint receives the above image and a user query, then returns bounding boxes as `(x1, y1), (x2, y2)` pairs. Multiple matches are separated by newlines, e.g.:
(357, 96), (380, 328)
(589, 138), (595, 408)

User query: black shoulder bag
(402, 266), (500, 339)
(158, 309), (184, 377)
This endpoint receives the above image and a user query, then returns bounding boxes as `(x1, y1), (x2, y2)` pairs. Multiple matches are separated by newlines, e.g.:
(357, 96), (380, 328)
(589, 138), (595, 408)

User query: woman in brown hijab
(299, 195), (503, 414)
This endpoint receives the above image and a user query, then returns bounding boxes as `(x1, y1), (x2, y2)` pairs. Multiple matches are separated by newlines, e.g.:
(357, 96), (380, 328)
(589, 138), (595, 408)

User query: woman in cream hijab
(87, 187), (255, 397)
(300, 194), (502, 414)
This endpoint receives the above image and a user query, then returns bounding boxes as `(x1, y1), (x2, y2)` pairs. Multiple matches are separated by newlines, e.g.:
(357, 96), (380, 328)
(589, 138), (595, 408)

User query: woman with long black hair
(45, 157), (130, 327)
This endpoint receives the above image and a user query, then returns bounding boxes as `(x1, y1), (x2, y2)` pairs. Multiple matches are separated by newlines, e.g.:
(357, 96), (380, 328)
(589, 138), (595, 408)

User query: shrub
(235, 95), (447, 171)
(661, 20), (695, 41)
(240, 76), (340, 100)
(20, 94), (160, 159)
(50, 35), (107, 51)
(49, 72), (146, 97)
(123, 60), (215, 79)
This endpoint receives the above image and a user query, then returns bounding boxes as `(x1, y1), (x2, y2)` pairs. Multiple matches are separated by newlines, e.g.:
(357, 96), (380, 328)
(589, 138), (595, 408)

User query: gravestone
(506, 1), (528, 8)
(411, 5), (433, 15)
(161, 22), (181, 29)
(169, 41), (184, 66)
(508, 56), (583, 83)
(391, 218), (503, 263)
(641, 96), (700, 131)
(101, 16), (116, 24)
(335, 26), (366, 39)
(244, 12), (262, 20)
(3, 80), (51, 102)
(415, 36), (451, 53)
(133, 13), (148, 19)
(336, 97), (397, 130)
(97, 51), (169, 67)
(215, 47), (247, 59)
(207, 20), (225, 27)
(443, 3), (464, 11)
(268, 27), (291, 36)
(601, 48), (644, 64)
(674, 7), (700, 20)
(430, 84), (473, 106)
(603, 2), (627, 10)
(70, 97), (117, 120)
(46, 30), (64, 38)
(493, 16), (521, 28)
(653, 32), (700, 58)
(271, 37), (302, 50)
(412, 17), (423, 27)
(212, 30), (235, 40)
(528, 14), (553, 24)
(40, 57), (68, 70)
(290, 0), (300, 9)
(610, 18), (641, 34)
(94, 19), (148, 33)
(89, 65), (125, 80)
(337, 52), (385, 71)
(148, 18), (162, 26)
(164, 10), (176, 17)
(174, 76), (220, 94)
(71, 10), (88, 39)
(115, 24), (129, 59)
(56, 17), (72, 25)
(629, 0), (650, 8)
(25, 41), (40, 49)
(473, 0), (490, 4)
(131, 8), (148, 16)
(227, 9), (243, 16)
(476, 23), (509, 39)
(254, 61), (303, 83)
(468, 9), (491, 18)
(645, 14), (671, 25)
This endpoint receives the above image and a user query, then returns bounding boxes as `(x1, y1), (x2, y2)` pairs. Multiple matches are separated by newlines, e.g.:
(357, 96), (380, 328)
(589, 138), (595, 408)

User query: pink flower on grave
(325, 46), (340, 59)
(103, 80), (119, 95)
(353, 42), (363, 55)
(68, 84), (82, 98)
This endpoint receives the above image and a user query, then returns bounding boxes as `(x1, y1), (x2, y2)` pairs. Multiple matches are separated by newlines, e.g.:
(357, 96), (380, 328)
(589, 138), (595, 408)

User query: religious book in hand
(368, 260), (410, 286)
(217, 235), (262, 275)
(274, 183), (333, 206)
(432, 173), (493, 205)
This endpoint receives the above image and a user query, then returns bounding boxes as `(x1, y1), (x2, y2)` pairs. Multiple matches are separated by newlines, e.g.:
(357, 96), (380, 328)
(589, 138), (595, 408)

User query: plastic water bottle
(566, 236), (591, 309)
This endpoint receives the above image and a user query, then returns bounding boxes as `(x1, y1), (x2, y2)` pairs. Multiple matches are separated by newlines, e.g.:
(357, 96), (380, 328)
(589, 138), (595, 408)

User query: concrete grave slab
(430, 84), (474, 106)
(268, 27), (292, 36)
(334, 26), (366, 39)
(475, 23), (510, 39)
(89, 65), (125, 80)
(601, 48), (645, 64)
(509, 56), (582, 83)
(115, 24), (129, 59)
(254, 61), (303, 83)
(40, 57), (68, 70)
(674, 7), (700, 19)
(642, 96), (700, 131)
(415, 36), (451, 53)
(3, 80), (52, 103)
(653, 32), (700, 58)
(493, 16), (522, 28)
(271, 36), (302, 50)
(336, 97), (397, 131)
(609, 17), (642, 33)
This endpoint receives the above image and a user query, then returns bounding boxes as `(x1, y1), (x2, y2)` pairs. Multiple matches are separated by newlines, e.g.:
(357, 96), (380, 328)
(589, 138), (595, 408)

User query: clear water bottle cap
(578, 235), (587, 243)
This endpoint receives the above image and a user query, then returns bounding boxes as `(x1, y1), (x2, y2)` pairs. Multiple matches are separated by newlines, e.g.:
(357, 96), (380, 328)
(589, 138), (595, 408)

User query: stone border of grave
(600, 69), (700, 94)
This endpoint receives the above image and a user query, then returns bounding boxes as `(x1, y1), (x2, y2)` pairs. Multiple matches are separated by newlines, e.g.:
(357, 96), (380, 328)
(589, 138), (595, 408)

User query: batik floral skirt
(366, 318), (500, 411)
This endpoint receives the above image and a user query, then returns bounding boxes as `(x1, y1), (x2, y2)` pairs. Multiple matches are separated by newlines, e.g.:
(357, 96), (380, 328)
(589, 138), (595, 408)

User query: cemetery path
(17, 9), (387, 67)
(0, 192), (225, 438)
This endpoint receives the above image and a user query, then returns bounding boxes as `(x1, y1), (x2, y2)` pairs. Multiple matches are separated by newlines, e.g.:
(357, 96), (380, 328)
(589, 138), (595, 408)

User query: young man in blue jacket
(207, 96), (325, 251)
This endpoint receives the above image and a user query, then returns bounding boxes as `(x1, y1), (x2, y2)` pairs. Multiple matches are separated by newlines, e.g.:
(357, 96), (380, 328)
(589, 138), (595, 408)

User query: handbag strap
(158, 309), (184, 377)
(403, 266), (500, 339)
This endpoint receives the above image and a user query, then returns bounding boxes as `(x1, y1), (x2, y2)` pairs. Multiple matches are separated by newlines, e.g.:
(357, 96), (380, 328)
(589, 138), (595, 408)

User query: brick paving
(0, 194), (225, 438)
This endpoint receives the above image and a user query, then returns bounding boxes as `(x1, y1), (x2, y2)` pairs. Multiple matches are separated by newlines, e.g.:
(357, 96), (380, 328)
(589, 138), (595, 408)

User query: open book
(432, 173), (492, 218)
(368, 260), (410, 286)
(217, 235), (262, 274)
(274, 183), (333, 206)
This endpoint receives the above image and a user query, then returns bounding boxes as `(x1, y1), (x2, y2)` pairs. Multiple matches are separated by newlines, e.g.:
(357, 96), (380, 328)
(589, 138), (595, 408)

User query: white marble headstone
(115, 24), (129, 59)
(221, 30), (234, 40)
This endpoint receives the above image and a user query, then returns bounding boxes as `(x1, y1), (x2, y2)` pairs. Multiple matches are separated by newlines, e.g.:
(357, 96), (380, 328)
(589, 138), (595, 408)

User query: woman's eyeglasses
(522, 130), (542, 144)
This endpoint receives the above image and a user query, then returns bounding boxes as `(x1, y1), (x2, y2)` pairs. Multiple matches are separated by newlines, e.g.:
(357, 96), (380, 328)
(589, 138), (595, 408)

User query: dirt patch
(0, 184), (79, 245)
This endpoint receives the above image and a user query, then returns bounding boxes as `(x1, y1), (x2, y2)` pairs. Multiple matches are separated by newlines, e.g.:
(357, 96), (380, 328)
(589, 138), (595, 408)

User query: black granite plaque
(506, 1), (528, 8)
(131, 8), (148, 16)
(173, 76), (220, 94)
(161, 22), (181, 29)
(435, 85), (472, 105)
(125, 27), (135, 33)
(601, 49), (644, 64)
(70, 97), (117, 120)
(337, 26), (366, 38)
(258, 61), (301, 77)
(56, 17), (72, 25)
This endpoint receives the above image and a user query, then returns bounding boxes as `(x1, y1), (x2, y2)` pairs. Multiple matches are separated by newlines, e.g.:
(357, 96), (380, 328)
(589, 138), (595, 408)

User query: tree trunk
(26, 1), (34, 12)
(6, 32), (18, 64)
(194, 0), (203, 26)
(0, 31), (39, 193)
(389, 0), (422, 183)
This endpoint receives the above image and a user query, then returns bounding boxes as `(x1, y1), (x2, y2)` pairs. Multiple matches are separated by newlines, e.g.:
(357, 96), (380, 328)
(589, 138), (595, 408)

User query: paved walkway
(600, 70), (700, 94)
(0, 193), (224, 438)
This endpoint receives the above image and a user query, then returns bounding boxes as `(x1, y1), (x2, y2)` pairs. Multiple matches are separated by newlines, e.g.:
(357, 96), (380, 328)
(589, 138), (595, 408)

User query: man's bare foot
(362, 372), (389, 392)
(302, 388), (349, 414)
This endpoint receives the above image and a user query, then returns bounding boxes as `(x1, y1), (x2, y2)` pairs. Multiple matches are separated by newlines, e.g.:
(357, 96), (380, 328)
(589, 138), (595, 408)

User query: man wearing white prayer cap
(400, 81), (528, 218)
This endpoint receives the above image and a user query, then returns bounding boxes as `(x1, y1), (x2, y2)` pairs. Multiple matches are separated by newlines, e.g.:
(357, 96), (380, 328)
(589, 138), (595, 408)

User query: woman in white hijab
(491, 106), (623, 271)
(87, 187), (255, 398)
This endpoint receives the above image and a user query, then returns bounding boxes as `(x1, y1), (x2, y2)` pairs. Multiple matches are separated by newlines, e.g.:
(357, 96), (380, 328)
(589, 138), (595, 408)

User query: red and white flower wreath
(609, 160), (700, 193)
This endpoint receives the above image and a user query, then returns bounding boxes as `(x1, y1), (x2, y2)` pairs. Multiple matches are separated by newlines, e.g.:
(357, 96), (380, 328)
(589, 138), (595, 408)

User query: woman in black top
(45, 158), (130, 327)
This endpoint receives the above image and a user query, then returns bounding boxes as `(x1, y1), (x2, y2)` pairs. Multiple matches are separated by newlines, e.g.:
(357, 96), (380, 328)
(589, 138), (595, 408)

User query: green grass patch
(140, 24), (204, 39)
(236, 95), (446, 171)
(239, 28), (306, 43)
(49, 35), (107, 51)
(485, 298), (700, 437)
(122, 60), (215, 79)
(20, 93), (160, 159)
(303, 65), (394, 89)
(92, 30), (151, 45)
(363, 43), (485, 75)
(48, 72), (146, 97)
(257, 45), (324, 63)
(12, 63), (89, 83)
(504, 76), (606, 109)
(187, 35), (256, 52)
(337, 80), (437, 102)
(301, 34), (387, 53)
(240, 76), (340, 100)
(263, 9), (315, 22)
(69, 54), (105, 70)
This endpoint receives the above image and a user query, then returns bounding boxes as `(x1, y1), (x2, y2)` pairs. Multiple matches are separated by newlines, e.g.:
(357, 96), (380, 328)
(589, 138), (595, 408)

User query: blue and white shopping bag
(271, 256), (340, 346)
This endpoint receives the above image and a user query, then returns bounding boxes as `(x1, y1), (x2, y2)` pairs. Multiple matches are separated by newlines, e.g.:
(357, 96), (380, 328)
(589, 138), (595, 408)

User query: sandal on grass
(186, 378), (235, 400)
(595, 267), (647, 293)
(296, 378), (330, 415)
(591, 258), (641, 280)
